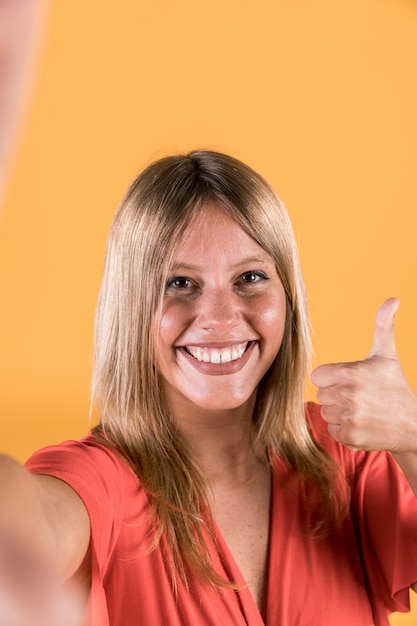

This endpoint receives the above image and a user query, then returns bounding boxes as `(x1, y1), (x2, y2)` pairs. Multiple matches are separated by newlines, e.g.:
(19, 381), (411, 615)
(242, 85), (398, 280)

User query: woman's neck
(169, 397), (267, 485)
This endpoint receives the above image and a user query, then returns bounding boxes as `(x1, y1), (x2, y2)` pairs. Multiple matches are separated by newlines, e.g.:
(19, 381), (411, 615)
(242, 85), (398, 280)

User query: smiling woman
(1, 150), (417, 625)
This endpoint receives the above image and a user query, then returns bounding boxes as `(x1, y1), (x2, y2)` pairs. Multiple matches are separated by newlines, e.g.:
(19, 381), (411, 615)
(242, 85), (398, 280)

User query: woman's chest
(211, 471), (272, 615)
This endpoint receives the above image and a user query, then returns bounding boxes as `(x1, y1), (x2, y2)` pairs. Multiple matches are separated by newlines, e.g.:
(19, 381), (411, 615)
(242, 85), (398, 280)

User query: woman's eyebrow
(231, 255), (275, 269)
(168, 263), (201, 272)
(169, 255), (274, 272)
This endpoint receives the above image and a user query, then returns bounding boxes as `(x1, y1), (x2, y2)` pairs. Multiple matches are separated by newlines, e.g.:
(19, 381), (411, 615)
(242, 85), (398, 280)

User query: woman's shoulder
(25, 432), (144, 519)
(25, 433), (149, 561)
(26, 432), (134, 479)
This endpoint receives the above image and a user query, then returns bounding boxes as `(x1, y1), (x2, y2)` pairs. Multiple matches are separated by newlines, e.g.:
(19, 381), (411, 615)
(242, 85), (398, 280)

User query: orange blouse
(26, 403), (417, 625)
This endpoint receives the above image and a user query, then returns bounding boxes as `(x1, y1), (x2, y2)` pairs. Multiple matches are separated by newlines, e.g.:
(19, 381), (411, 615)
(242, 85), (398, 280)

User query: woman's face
(156, 205), (287, 418)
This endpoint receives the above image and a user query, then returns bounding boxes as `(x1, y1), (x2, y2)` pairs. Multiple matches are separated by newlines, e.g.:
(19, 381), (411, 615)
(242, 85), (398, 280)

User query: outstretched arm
(0, 453), (90, 625)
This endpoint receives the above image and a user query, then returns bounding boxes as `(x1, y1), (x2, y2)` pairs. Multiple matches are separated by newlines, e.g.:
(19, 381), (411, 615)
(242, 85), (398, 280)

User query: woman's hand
(311, 298), (417, 455)
(0, 574), (86, 626)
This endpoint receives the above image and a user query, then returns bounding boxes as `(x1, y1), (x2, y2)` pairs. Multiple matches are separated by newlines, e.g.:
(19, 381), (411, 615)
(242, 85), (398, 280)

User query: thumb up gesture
(312, 298), (417, 454)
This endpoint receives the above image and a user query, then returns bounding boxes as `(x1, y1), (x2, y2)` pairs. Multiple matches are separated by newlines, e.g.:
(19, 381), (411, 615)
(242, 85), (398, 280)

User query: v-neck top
(26, 403), (417, 625)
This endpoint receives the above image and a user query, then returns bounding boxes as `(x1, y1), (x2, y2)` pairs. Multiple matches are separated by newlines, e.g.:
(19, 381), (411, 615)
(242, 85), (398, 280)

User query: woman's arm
(0, 453), (91, 625)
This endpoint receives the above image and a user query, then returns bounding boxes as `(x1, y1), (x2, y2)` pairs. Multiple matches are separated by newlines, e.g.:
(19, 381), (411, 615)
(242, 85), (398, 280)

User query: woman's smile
(177, 340), (257, 375)
(156, 204), (287, 415)
(183, 341), (249, 364)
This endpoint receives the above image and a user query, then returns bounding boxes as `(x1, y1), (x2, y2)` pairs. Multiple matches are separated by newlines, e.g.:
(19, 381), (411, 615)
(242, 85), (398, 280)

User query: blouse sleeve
(349, 447), (417, 614)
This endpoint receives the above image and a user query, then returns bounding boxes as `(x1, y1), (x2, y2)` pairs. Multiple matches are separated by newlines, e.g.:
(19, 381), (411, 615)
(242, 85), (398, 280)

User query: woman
(2, 150), (417, 625)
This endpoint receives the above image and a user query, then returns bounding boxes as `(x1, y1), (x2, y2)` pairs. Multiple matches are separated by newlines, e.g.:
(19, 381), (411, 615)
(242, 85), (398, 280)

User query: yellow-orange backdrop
(0, 1), (416, 623)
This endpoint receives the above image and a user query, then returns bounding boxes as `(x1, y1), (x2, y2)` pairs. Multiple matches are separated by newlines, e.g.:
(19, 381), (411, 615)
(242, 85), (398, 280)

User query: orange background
(0, 1), (416, 622)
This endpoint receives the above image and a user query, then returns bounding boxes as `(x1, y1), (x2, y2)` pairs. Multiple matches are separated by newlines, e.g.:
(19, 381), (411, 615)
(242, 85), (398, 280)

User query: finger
(368, 297), (400, 359)
(311, 362), (345, 388)
(319, 403), (341, 425)
(316, 384), (340, 406)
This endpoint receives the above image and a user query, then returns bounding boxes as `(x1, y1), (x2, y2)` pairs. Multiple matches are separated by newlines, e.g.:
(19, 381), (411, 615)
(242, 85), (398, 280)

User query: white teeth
(186, 342), (248, 364)
(211, 350), (221, 364)
(221, 350), (232, 363)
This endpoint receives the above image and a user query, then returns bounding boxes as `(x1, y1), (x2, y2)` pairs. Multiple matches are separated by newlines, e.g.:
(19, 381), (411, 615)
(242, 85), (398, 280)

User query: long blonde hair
(92, 150), (347, 589)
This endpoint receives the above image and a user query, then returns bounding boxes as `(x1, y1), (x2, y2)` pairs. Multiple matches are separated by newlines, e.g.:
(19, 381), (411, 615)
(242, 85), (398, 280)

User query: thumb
(368, 297), (400, 359)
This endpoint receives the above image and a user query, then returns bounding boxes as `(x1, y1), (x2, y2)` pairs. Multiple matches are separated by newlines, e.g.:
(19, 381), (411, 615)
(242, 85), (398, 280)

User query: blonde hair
(92, 150), (347, 589)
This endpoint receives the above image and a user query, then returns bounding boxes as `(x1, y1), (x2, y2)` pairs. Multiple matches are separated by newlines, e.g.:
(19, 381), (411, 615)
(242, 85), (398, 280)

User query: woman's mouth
(183, 341), (250, 364)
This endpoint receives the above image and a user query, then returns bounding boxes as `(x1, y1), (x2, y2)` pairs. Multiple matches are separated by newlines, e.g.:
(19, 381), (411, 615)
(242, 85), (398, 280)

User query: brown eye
(240, 271), (268, 284)
(166, 276), (193, 289)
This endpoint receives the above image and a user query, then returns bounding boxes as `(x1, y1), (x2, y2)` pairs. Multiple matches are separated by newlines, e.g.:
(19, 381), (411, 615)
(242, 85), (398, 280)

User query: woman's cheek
(256, 294), (286, 330)
(159, 300), (193, 343)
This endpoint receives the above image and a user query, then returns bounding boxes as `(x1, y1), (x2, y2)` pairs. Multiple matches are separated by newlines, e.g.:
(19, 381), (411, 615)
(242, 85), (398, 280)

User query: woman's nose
(195, 289), (241, 332)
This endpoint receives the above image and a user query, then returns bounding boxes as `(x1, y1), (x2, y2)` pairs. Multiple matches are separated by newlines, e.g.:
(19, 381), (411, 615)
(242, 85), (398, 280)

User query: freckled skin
(156, 206), (287, 422)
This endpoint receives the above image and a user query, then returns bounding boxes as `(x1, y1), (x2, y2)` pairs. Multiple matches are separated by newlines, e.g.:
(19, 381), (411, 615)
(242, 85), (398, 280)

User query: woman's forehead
(169, 205), (275, 269)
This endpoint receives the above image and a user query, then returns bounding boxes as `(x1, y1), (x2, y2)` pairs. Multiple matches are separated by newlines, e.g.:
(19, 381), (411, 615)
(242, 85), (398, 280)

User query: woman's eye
(166, 276), (193, 289)
(240, 271), (268, 284)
